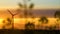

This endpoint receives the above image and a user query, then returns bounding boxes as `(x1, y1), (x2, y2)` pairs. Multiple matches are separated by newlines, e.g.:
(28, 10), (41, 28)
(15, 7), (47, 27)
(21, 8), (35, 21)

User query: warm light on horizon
(0, 18), (59, 29)
(0, 18), (57, 25)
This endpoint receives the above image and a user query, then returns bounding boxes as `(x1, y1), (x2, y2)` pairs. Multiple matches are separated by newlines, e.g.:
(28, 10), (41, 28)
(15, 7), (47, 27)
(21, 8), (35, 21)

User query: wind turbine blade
(7, 9), (13, 15)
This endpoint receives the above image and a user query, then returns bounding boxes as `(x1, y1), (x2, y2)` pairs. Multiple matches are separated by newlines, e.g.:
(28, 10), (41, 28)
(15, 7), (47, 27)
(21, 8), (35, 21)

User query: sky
(0, 0), (60, 9)
(0, 0), (60, 18)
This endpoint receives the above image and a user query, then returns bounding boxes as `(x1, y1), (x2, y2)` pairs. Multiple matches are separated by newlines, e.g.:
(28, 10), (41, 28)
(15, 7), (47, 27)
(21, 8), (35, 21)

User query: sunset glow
(0, 0), (60, 30)
(0, 18), (58, 29)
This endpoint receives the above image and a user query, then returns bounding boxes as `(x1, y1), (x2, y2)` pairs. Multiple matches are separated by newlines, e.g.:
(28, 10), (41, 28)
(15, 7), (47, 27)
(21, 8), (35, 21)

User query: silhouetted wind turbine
(7, 9), (20, 29)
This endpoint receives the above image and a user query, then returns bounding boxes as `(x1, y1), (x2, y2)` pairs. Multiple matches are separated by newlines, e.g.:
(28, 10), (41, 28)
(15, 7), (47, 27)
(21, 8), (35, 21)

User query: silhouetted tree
(6, 18), (12, 26)
(18, 0), (34, 18)
(18, 0), (35, 30)
(25, 22), (35, 30)
(25, 22), (35, 34)
(2, 18), (12, 29)
(37, 16), (48, 29)
(54, 10), (60, 30)
(39, 16), (48, 24)
(54, 11), (60, 23)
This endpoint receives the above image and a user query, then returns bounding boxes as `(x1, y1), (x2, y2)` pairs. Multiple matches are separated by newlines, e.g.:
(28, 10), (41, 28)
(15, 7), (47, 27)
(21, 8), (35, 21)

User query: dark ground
(0, 29), (59, 34)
